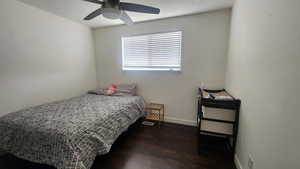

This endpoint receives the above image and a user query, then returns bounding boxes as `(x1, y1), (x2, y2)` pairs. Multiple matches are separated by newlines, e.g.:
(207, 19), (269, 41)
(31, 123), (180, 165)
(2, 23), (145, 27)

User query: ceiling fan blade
(84, 8), (103, 20)
(120, 11), (133, 25)
(82, 0), (104, 5)
(120, 2), (160, 14)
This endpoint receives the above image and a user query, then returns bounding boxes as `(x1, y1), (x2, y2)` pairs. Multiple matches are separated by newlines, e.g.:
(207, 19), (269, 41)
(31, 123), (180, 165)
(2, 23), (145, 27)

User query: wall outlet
(248, 155), (254, 169)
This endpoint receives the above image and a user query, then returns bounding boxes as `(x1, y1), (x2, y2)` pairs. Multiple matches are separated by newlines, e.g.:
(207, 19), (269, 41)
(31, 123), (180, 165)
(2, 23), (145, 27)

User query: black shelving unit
(197, 88), (241, 157)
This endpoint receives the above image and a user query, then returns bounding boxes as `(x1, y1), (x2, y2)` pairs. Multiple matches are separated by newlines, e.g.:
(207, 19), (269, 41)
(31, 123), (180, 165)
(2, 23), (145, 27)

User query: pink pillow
(106, 84), (117, 95)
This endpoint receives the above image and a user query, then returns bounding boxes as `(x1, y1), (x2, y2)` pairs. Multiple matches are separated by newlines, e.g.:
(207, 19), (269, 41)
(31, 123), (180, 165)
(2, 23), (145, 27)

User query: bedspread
(0, 94), (145, 169)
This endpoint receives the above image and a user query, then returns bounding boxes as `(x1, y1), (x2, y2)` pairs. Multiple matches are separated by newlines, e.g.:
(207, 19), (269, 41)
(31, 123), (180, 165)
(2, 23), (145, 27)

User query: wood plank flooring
(0, 120), (236, 169)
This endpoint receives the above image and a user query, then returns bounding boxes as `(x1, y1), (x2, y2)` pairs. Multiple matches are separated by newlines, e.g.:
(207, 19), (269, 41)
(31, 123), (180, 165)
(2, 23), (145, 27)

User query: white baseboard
(234, 154), (243, 169)
(164, 116), (197, 126)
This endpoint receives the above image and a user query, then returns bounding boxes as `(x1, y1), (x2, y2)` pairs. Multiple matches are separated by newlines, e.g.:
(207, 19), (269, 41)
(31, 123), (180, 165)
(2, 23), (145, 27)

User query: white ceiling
(19, 0), (234, 28)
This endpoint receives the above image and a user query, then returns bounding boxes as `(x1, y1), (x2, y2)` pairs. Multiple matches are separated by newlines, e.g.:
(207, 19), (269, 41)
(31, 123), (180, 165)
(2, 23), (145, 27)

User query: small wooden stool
(144, 103), (164, 125)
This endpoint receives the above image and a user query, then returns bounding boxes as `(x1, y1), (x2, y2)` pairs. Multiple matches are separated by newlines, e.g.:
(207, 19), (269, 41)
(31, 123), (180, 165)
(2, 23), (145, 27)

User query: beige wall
(226, 0), (300, 169)
(0, 0), (97, 116)
(93, 9), (231, 126)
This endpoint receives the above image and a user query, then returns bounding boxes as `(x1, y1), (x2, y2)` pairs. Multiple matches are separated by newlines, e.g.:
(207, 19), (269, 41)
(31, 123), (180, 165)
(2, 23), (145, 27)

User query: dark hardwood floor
(0, 121), (236, 169)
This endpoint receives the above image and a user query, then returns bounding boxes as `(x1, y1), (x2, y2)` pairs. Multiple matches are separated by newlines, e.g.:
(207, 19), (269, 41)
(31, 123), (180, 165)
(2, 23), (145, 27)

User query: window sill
(122, 68), (181, 71)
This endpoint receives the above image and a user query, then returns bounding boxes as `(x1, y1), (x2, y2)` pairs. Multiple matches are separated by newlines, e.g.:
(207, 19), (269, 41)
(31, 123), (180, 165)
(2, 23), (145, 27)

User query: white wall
(0, 0), (97, 116)
(226, 0), (300, 169)
(93, 9), (231, 126)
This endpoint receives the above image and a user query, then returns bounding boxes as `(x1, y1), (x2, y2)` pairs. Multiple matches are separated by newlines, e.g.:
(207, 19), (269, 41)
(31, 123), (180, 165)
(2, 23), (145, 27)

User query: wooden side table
(144, 103), (164, 125)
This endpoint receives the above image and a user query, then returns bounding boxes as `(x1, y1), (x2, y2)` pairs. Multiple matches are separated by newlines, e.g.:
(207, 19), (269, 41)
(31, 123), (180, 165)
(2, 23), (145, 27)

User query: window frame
(121, 30), (183, 72)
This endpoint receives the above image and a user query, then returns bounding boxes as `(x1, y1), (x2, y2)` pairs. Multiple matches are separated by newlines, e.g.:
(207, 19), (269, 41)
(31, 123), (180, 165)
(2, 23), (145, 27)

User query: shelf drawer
(202, 106), (235, 122)
(200, 120), (233, 135)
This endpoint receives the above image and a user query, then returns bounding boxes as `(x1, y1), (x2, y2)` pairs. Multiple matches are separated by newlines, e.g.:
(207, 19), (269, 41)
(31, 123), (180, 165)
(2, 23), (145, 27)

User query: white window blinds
(122, 31), (182, 71)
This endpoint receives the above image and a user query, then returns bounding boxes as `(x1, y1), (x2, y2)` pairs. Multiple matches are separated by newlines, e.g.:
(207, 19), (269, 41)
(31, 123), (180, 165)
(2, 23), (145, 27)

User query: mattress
(0, 94), (145, 169)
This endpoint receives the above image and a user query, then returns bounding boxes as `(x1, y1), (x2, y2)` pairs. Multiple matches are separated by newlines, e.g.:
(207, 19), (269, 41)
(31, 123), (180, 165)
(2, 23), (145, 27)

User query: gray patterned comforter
(0, 94), (145, 169)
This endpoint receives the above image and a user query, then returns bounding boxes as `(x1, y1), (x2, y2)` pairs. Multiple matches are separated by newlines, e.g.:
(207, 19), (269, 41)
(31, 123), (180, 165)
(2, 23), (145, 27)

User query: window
(122, 31), (182, 71)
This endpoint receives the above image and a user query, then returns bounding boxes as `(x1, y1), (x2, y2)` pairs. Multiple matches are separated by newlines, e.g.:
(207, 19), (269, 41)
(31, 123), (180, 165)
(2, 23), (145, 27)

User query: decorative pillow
(88, 88), (106, 95)
(115, 83), (137, 96)
(106, 84), (117, 95)
(88, 84), (137, 96)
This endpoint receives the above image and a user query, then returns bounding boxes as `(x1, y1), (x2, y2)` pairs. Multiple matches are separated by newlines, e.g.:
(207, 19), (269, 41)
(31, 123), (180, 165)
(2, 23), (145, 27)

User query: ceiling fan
(83, 0), (160, 25)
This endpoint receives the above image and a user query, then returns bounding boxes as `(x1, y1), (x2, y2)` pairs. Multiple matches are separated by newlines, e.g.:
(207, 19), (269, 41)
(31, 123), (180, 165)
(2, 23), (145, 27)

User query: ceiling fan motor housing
(103, 0), (122, 19)
(104, 0), (120, 8)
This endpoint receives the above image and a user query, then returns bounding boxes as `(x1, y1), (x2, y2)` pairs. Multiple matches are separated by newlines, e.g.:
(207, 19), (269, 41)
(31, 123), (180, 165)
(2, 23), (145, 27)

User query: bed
(0, 94), (145, 169)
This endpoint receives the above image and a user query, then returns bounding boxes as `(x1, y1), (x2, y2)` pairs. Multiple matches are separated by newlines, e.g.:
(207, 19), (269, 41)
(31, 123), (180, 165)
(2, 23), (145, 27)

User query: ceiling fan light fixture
(102, 8), (121, 19)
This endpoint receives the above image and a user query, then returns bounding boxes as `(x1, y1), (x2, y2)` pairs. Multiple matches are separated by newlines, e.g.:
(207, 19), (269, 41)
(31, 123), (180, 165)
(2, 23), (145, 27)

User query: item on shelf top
(200, 89), (234, 100)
